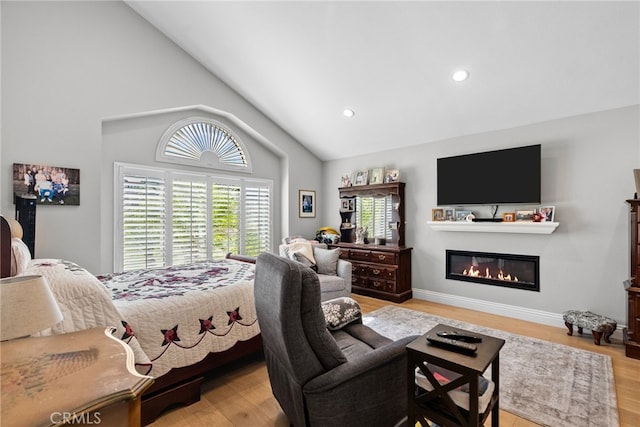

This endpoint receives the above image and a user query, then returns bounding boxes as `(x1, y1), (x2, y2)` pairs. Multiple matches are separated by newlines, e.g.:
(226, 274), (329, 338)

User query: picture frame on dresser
(370, 168), (385, 184)
(353, 170), (369, 186)
(384, 168), (400, 183)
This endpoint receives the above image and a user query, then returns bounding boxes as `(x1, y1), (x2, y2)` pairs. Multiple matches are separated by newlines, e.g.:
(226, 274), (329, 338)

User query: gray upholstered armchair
(254, 252), (417, 427)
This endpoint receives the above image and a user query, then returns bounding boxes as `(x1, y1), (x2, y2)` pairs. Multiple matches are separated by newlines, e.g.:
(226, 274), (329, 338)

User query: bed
(0, 216), (263, 425)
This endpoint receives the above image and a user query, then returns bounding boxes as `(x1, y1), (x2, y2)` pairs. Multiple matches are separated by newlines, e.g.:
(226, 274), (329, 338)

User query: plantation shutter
(355, 196), (390, 239)
(244, 184), (271, 256)
(172, 178), (208, 265)
(122, 174), (166, 271)
(211, 183), (241, 259)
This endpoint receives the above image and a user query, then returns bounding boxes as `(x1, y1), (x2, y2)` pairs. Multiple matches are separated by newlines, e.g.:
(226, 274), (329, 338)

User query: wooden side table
(406, 324), (505, 427)
(1, 327), (154, 426)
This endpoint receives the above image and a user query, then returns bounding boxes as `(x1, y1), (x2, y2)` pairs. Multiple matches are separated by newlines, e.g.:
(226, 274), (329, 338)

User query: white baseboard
(411, 288), (625, 340)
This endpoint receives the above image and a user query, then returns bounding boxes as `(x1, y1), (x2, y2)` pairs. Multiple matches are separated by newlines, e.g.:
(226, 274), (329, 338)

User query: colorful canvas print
(13, 163), (80, 205)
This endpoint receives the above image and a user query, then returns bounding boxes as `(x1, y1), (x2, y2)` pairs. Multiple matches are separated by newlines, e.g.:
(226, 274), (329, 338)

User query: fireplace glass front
(446, 250), (540, 292)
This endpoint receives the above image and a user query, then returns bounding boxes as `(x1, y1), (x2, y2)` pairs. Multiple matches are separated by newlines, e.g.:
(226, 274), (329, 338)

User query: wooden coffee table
(406, 323), (505, 427)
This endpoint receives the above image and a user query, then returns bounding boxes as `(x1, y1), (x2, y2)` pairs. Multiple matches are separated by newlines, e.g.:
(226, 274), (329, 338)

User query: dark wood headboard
(1, 216), (11, 278)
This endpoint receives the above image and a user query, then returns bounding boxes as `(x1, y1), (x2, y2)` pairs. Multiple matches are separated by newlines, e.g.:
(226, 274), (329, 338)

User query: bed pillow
(321, 297), (362, 330)
(11, 237), (31, 276)
(313, 247), (340, 276)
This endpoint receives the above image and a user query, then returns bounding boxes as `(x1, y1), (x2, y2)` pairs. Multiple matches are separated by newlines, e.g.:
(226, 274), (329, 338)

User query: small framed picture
(455, 210), (472, 222)
(340, 198), (355, 212)
(515, 209), (536, 221)
(340, 173), (352, 188)
(353, 170), (369, 186)
(502, 212), (516, 222)
(444, 208), (455, 221)
(370, 167), (385, 185)
(384, 168), (400, 183)
(432, 208), (444, 221)
(299, 189), (316, 218)
(540, 206), (555, 222)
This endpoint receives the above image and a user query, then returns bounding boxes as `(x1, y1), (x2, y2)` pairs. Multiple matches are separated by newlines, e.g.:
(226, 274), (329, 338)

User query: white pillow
(11, 237), (31, 276)
(313, 247), (340, 275)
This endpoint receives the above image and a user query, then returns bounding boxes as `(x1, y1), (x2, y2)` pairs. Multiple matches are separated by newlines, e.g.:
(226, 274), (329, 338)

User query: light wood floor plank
(150, 296), (640, 426)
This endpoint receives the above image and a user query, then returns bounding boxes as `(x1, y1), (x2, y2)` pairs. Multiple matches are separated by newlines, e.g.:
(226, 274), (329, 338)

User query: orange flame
(462, 266), (519, 282)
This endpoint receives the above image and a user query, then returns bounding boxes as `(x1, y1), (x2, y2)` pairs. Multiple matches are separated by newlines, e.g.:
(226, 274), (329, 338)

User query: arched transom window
(156, 117), (252, 173)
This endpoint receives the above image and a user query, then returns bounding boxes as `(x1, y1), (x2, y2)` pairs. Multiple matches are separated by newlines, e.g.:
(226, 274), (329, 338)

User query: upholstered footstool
(562, 310), (617, 345)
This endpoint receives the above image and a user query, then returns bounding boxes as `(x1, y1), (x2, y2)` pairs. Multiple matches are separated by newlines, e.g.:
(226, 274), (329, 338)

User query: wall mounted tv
(437, 144), (541, 206)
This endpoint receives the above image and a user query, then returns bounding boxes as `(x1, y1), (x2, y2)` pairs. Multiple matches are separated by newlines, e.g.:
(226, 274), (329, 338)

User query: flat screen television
(437, 144), (541, 206)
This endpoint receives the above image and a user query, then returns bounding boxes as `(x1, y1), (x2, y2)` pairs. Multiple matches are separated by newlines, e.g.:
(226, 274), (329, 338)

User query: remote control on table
(436, 330), (483, 343)
(427, 335), (478, 354)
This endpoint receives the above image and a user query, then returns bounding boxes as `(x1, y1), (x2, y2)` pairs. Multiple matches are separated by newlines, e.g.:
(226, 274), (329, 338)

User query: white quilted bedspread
(23, 259), (259, 378)
(98, 260), (258, 377)
(23, 259), (152, 373)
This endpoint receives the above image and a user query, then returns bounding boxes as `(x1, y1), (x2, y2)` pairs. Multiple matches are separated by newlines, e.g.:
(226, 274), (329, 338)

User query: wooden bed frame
(0, 217), (263, 425)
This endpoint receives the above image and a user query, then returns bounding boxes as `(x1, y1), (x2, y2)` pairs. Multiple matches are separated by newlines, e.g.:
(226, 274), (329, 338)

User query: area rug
(363, 305), (619, 427)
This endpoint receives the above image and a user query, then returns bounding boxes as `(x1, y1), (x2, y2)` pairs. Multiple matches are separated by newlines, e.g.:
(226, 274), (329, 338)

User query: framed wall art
(299, 190), (316, 218)
(13, 163), (80, 206)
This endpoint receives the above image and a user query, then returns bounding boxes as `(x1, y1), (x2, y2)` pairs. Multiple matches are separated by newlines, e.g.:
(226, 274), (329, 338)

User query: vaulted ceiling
(126, 1), (640, 161)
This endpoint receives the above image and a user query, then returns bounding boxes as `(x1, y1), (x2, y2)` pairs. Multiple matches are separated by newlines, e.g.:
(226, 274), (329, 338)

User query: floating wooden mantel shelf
(427, 221), (559, 234)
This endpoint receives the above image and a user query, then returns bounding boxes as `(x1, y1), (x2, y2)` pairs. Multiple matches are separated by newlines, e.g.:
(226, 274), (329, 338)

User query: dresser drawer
(349, 249), (371, 262)
(367, 265), (397, 281)
(369, 278), (396, 293)
(369, 250), (397, 265)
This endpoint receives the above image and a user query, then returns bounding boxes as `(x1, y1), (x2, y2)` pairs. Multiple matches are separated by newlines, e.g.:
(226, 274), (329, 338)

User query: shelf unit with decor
(330, 182), (412, 303)
(624, 199), (640, 359)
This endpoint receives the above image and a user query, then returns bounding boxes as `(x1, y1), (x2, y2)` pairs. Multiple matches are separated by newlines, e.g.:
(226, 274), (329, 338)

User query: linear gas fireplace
(446, 250), (540, 292)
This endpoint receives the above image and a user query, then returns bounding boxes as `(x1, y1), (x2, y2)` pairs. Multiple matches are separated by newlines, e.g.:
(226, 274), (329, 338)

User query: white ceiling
(125, 1), (640, 161)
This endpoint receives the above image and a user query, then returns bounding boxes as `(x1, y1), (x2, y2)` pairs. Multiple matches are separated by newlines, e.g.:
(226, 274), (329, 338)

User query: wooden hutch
(625, 199), (640, 359)
(329, 182), (412, 303)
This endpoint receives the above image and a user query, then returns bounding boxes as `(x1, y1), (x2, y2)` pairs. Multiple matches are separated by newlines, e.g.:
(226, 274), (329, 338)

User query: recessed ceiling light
(343, 109), (355, 118)
(452, 69), (470, 82)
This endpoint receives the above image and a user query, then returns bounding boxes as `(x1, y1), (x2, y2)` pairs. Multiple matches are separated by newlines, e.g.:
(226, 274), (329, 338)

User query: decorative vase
(634, 169), (640, 198)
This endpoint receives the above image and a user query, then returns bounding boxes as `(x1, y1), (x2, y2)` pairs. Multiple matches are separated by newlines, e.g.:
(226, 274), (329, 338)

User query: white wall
(323, 106), (640, 324)
(1, 1), (324, 273)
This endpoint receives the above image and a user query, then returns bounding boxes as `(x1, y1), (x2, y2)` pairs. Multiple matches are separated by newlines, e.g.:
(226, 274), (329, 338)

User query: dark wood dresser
(329, 242), (412, 302)
(625, 199), (640, 359)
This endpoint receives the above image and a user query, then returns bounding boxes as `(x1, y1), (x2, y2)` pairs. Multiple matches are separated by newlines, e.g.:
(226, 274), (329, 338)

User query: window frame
(114, 162), (272, 271)
(155, 116), (253, 173)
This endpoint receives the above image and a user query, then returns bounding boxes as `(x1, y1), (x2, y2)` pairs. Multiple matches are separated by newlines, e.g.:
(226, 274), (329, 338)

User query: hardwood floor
(150, 296), (640, 426)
